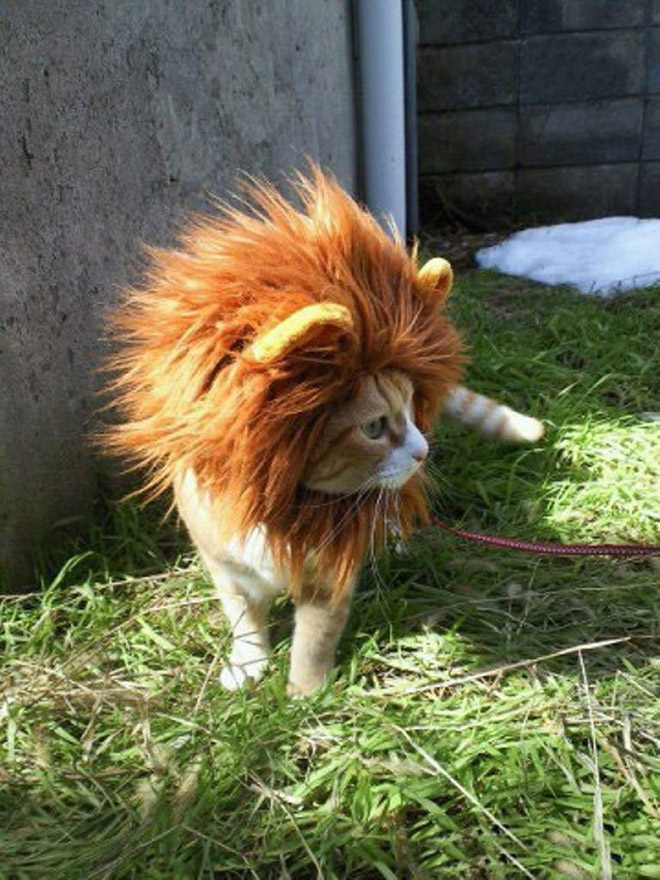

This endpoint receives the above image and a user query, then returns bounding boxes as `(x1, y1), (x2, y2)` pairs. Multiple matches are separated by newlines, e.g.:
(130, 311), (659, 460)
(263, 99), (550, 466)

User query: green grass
(2, 271), (660, 879)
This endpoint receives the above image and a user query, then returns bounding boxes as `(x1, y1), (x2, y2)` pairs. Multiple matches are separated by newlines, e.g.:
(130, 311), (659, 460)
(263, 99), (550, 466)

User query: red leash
(432, 517), (660, 558)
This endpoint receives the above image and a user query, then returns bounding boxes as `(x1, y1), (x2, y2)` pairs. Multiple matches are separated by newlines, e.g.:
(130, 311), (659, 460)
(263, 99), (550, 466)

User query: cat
(105, 167), (543, 696)
(174, 374), (542, 696)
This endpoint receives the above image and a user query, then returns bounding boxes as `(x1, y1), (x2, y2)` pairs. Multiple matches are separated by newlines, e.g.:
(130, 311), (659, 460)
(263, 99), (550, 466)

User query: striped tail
(442, 385), (544, 443)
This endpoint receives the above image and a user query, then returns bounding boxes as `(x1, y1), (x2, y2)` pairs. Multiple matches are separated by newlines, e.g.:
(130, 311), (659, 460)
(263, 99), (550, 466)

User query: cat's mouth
(376, 461), (423, 489)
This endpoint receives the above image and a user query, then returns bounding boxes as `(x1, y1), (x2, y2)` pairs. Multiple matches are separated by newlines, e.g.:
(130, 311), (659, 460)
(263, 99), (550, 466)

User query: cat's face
(304, 371), (428, 494)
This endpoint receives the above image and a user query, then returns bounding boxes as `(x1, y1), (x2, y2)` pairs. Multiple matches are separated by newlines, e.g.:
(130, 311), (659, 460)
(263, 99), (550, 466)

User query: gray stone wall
(418, 0), (660, 224)
(0, 0), (356, 589)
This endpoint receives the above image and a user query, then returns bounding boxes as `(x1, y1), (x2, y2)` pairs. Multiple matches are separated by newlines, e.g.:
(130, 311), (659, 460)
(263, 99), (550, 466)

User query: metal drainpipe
(403, 0), (419, 237)
(355, 0), (408, 239)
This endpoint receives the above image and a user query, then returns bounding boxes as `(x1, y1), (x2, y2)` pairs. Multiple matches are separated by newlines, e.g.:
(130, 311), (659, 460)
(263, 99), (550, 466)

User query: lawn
(2, 268), (659, 879)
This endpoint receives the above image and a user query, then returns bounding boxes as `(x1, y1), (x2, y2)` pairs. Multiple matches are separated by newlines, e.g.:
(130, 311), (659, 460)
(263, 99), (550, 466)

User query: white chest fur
(175, 468), (288, 600)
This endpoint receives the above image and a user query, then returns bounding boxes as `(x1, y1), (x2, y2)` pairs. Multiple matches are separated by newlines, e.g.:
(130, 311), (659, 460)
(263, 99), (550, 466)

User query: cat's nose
(406, 421), (429, 463)
(411, 435), (429, 462)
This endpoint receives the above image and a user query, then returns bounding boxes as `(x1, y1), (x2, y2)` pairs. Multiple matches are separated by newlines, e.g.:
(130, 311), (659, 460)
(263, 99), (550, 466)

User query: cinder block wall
(0, 0), (356, 590)
(417, 0), (660, 224)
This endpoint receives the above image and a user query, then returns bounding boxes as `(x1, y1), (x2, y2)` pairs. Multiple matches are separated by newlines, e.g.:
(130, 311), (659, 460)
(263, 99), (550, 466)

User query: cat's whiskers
(393, 489), (409, 554)
(368, 488), (381, 590)
(311, 477), (378, 557)
(423, 457), (450, 496)
(368, 487), (391, 595)
(385, 492), (392, 564)
(312, 495), (366, 558)
(295, 487), (366, 510)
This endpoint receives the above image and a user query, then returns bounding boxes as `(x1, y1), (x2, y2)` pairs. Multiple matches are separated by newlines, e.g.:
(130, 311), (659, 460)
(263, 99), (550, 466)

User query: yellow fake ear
(250, 302), (353, 363)
(417, 257), (453, 298)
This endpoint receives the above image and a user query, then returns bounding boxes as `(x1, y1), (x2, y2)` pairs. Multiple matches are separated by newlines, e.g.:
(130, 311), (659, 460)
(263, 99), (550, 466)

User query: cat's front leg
(216, 586), (273, 690)
(201, 552), (275, 690)
(287, 586), (354, 698)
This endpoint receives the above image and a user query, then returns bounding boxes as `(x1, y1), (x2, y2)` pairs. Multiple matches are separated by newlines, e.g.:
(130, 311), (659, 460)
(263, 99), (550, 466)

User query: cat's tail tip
(498, 409), (545, 444)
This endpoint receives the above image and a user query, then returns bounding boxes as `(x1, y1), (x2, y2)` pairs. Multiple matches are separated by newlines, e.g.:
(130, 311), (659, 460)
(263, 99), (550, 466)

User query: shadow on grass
(32, 482), (190, 594)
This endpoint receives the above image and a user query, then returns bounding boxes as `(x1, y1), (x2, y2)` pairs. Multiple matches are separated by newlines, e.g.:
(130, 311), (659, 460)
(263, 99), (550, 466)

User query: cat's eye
(362, 416), (388, 440)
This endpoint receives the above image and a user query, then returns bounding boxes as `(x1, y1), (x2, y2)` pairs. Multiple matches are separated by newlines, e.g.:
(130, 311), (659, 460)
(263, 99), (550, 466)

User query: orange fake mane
(104, 168), (464, 599)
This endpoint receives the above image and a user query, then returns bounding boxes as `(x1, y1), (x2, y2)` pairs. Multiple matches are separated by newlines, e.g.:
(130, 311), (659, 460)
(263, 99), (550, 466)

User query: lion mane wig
(105, 167), (464, 600)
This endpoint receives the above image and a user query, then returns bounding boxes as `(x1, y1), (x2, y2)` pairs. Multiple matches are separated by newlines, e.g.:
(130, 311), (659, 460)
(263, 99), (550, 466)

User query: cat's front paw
(219, 657), (268, 691)
(286, 673), (327, 699)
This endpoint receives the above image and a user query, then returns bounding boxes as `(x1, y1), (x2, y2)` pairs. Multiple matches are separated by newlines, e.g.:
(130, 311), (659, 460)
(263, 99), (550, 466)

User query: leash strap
(432, 518), (660, 558)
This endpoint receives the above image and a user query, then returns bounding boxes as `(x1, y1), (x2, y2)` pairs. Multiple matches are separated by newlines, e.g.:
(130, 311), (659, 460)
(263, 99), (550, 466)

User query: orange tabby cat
(105, 168), (542, 696)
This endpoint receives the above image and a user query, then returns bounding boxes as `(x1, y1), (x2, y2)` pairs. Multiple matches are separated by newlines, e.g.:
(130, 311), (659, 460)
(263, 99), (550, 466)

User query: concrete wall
(417, 0), (660, 224)
(0, 0), (357, 589)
